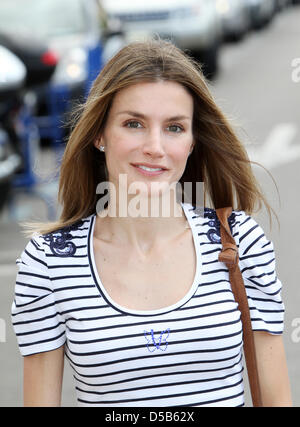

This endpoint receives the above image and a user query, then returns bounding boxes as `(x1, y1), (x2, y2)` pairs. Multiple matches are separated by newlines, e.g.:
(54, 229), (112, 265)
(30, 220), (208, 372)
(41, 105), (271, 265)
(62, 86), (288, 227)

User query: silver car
(216, 0), (251, 41)
(101, 0), (222, 78)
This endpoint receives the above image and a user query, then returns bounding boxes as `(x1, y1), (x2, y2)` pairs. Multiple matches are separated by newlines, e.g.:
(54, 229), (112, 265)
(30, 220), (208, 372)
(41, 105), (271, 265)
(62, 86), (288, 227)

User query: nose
(142, 127), (165, 158)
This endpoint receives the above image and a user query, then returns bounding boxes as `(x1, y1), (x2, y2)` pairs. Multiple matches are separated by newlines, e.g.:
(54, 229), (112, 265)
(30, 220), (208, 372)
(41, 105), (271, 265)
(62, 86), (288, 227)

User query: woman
(11, 39), (292, 407)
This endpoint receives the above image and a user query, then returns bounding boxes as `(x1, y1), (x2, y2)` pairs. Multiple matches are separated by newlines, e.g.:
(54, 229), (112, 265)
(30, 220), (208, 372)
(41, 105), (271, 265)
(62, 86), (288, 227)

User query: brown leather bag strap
(216, 207), (263, 407)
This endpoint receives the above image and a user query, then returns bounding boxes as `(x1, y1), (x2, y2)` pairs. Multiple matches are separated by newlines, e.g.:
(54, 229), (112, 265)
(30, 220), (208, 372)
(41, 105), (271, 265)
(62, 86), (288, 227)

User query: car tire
(0, 181), (11, 213)
(193, 42), (220, 80)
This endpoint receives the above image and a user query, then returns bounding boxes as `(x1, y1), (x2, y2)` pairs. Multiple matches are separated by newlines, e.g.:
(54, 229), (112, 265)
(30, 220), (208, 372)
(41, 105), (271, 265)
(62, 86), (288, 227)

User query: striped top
(11, 203), (284, 407)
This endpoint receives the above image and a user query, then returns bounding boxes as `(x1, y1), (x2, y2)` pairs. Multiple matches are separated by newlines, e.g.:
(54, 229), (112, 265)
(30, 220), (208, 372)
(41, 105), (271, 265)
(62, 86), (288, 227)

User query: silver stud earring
(99, 146), (105, 152)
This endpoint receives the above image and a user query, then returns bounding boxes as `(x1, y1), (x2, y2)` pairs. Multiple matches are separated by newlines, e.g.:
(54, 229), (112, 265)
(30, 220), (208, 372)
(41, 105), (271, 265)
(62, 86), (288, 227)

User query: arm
(23, 345), (65, 407)
(254, 331), (292, 406)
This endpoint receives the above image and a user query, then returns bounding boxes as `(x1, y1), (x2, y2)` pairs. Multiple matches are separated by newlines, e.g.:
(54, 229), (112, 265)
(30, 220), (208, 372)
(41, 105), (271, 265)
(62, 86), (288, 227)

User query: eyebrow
(116, 110), (191, 121)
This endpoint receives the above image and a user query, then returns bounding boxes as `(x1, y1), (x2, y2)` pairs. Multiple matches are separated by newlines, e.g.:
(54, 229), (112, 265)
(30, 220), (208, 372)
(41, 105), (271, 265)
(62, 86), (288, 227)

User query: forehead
(109, 80), (194, 118)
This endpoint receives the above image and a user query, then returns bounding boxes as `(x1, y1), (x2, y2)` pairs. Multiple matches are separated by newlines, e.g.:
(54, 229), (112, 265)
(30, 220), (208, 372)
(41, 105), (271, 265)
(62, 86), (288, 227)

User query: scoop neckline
(88, 202), (203, 317)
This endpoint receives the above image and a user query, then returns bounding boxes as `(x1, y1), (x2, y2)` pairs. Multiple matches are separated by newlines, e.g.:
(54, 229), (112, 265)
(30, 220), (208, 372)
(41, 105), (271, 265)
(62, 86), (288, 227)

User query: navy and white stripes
(11, 203), (284, 406)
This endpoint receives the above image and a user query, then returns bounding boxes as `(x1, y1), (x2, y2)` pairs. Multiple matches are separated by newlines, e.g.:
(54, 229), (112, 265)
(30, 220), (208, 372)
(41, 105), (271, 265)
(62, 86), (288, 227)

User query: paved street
(211, 6), (300, 406)
(0, 6), (299, 406)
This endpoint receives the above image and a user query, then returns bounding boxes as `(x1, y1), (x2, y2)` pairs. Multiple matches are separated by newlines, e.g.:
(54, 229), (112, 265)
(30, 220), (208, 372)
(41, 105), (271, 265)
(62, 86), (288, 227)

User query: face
(95, 80), (194, 201)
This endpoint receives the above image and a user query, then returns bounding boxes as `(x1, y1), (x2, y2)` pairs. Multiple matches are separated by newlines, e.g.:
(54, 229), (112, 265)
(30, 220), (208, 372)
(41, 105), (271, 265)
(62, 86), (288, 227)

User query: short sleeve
(234, 211), (285, 335)
(11, 235), (66, 356)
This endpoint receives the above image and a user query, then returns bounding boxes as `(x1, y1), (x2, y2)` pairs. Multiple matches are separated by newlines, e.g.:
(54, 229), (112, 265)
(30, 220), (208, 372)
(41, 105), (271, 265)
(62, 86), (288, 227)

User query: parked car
(0, 45), (25, 211)
(0, 32), (58, 88)
(101, 0), (222, 78)
(0, 0), (126, 146)
(245, 0), (276, 29)
(215, 0), (251, 41)
(274, 0), (292, 10)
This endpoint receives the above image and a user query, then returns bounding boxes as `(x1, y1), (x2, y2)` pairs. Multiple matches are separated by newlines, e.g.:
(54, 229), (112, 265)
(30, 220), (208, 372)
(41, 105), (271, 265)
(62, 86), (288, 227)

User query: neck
(94, 194), (189, 254)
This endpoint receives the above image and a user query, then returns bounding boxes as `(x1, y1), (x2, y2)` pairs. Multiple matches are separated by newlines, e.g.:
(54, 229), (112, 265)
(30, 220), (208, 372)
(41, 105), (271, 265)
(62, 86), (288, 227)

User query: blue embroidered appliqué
(204, 208), (236, 244)
(44, 220), (84, 257)
(144, 328), (170, 353)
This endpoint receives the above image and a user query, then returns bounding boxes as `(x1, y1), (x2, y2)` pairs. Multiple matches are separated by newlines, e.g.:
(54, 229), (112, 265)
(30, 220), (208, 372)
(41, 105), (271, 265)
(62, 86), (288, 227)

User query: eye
(124, 120), (143, 129)
(167, 124), (184, 133)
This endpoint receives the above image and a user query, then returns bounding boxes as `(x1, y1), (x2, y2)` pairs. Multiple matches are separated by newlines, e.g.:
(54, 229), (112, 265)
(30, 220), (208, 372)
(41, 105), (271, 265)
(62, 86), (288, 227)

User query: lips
(132, 163), (168, 170)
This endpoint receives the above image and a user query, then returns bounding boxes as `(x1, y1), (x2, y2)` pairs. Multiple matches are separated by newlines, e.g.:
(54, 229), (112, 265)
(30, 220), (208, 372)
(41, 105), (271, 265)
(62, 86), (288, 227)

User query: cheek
(169, 144), (191, 164)
(104, 136), (136, 180)
(105, 127), (137, 154)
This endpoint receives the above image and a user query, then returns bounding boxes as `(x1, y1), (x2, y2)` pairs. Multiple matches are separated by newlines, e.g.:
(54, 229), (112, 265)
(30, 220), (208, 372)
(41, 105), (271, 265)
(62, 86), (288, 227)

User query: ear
(94, 136), (103, 150)
(189, 141), (195, 155)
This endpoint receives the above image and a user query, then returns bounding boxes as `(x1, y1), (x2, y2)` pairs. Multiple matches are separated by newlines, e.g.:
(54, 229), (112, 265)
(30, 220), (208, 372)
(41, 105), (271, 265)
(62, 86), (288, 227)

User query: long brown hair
(22, 38), (276, 236)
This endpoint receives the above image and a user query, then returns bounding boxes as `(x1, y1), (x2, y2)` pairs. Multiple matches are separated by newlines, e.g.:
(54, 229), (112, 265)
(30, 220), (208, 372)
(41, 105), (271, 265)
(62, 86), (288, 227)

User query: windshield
(0, 0), (90, 39)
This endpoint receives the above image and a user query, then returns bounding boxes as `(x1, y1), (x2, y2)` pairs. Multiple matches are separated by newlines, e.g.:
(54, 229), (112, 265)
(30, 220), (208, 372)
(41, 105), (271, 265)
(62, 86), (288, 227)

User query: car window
(0, 0), (90, 39)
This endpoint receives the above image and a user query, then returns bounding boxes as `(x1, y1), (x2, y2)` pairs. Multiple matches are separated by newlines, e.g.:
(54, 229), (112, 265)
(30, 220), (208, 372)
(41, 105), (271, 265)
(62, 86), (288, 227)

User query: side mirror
(0, 32), (57, 88)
